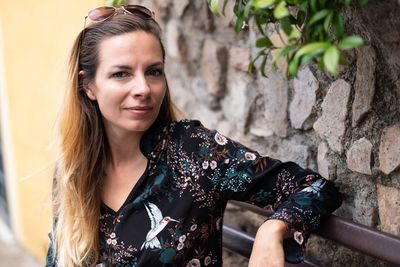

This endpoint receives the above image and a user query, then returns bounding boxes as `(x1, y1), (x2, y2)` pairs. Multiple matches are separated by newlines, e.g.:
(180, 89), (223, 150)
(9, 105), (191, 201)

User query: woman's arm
(172, 120), (342, 264)
(248, 219), (288, 267)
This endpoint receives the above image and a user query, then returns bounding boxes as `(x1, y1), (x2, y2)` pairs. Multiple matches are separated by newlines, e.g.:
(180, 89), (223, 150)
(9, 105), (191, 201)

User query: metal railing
(223, 201), (400, 266)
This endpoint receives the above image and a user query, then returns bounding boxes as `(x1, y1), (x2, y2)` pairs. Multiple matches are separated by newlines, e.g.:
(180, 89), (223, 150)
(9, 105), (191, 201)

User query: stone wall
(138, 0), (400, 266)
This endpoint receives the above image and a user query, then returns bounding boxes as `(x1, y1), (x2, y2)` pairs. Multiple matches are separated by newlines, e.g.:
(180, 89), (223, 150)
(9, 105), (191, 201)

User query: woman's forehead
(97, 31), (163, 65)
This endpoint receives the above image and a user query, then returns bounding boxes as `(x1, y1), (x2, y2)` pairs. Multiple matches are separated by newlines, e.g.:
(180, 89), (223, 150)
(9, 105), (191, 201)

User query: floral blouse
(46, 119), (342, 267)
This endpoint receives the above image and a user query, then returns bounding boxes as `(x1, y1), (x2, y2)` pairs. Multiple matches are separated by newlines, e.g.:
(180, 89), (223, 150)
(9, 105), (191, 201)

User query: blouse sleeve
(173, 120), (342, 263)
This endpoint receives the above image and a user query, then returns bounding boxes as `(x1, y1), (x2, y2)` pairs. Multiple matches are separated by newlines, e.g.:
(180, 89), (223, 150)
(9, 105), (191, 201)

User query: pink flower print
(210, 160), (217, 170)
(179, 235), (187, 243)
(245, 152), (256, 160)
(110, 232), (116, 238)
(294, 231), (304, 245)
(214, 132), (228, 145)
(186, 258), (201, 267)
(106, 238), (112, 245)
(202, 161), (209, 170)
(177, 242), (184, 251)
(204, 256), (212, 266)
(224, 158), (230, 164)
(190, 224), (197, 231)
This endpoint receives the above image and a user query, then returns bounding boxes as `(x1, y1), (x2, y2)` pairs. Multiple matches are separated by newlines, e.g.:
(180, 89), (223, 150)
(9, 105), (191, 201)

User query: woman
(46, 5), (342, 267)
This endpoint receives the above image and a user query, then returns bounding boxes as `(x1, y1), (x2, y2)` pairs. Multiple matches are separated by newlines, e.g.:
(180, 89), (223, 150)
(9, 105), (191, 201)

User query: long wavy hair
(52, 13), (182, 267)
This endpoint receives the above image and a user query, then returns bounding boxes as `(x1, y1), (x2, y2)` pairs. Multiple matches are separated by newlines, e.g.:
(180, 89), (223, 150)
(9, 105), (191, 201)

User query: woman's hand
(248, 219), (289, 267)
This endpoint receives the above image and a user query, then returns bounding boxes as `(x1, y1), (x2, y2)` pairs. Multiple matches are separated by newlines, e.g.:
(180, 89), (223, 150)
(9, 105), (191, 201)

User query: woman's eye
(111, 72), (129, 78)
(147, 68), (164, 77)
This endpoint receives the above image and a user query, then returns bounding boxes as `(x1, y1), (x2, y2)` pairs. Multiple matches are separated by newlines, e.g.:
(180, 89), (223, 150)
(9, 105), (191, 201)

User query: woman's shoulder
(166, 119), (224, 141)
(167, 119), (203, 133)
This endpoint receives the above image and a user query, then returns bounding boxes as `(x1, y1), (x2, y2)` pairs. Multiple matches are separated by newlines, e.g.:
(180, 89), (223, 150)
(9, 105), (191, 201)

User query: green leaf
(308, 9), (330, 26)
(253, 0), (276, 10)
(332, 11), (345, 39)
(323, 11), (334, 31)
(280, 17), (293, 35)
(323, 46), (340, 75)
(255, 12), (272, 35)
(297, 10), (306, 26)
(234, 16), (246, 32)
(294, 42), (330, 60)
(260, 53), (269, 77)
(256, 37), (274, 48)
(288, 27), (301, 41)
(209, 0), (219, 14)
(248, 61), (256, 74)
(244, 0), (254, 17)
(105, 0), (124, 7)
(221, 0), (229, 15)
(299, 2), (309, 12)
(288, 57), (300, 76)
(338, 35), (364, 49)
(272, 45), (297, 66)
(310, 0), (317, 12)
(300, 48), (325, 65)
(274, 1), (289, 19)
(248, 48), (268, 74)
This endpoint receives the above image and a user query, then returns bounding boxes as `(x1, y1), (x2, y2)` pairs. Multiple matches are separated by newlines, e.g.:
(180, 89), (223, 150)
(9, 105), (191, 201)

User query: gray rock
(258, 71), (289, 137)
(165, 19), (186, 61)
(221, 71), (256, 132)
(216, 120), (233, 137)
(353, 182), (378, 227)
(377, 184), (400, 236)
(148, 0), (171, 20)
(172, 0), (189, 17)
(229, 46), (251, 72)
(190, 78), (219, 110)
(195, 0), (215, 32)
(346, 137), (373, 175)
(289, 67), (319, 129)
(277, 140), (310, 168)
(217, 0), (236, 27)
(190, 105), (222, 130)
(379, 124), (400, 175)
(317, 141), (336, 180)
(201, 39), (228, 97)
(352, 46), (376, 126)
(313, 79), (351, 154)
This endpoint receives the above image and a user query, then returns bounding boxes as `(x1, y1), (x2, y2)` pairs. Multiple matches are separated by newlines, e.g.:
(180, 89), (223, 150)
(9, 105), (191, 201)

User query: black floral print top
(46, 120), (342, 267)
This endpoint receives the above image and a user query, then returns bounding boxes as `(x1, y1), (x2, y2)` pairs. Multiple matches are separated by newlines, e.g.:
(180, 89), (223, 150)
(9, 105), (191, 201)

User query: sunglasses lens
(88, 7), (115, 21)
(124, 5), (154, 18)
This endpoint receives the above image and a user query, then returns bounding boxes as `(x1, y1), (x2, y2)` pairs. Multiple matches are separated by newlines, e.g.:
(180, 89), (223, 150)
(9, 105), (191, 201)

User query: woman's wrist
(258, 219), (290, 239)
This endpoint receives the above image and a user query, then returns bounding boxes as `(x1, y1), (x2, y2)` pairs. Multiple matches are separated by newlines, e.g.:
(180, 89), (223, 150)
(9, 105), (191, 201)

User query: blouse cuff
(268, 209), (310, 264)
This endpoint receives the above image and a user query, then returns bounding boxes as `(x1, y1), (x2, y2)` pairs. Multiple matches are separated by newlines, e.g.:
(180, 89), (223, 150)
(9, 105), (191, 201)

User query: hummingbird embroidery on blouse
(141, 202), (179, 250)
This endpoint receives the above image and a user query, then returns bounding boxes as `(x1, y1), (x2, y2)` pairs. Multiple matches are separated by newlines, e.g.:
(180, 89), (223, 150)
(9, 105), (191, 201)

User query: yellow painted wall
(0, 0), (101, 263)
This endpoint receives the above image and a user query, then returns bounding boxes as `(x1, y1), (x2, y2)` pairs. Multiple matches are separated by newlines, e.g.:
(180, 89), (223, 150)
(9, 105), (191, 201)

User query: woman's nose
(130, 74), (150, 98)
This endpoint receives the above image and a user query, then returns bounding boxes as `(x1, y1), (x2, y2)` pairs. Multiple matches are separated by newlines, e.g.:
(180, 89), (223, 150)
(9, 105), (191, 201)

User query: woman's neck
(105, 127), (146, 168)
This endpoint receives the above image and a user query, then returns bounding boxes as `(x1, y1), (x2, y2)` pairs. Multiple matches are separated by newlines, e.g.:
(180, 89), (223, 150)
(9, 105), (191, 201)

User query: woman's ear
(79, 70), (97, 100)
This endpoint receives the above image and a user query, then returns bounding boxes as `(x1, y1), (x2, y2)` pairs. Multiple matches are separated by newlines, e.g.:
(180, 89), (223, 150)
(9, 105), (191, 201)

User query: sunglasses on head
(84, 5), (155, 25)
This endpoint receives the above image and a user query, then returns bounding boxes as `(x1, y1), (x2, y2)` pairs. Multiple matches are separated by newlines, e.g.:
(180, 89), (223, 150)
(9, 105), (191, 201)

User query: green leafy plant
(106, 0), (124, 7)
(208, 0), (368, 77)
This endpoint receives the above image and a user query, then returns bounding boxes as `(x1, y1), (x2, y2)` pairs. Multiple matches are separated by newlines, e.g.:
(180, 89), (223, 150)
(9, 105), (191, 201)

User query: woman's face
(85, 31), (166, 137)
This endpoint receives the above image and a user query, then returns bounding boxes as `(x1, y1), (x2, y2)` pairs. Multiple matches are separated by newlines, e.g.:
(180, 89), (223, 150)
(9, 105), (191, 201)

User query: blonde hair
(52, 14), (183, 267)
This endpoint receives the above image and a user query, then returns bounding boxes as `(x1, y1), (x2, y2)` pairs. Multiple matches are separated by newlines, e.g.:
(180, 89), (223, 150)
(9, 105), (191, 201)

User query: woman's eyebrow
(110, 65), (132, 70)
(147, 61), (164, 68)
(110, 62), (164, 70)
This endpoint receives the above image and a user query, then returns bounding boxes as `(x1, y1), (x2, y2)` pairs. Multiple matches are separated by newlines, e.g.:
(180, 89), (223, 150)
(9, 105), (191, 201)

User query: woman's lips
(125, 106), (153, 115)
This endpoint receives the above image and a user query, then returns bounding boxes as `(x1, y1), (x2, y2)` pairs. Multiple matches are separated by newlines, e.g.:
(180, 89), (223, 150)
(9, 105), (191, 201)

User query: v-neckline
(101, 159), (150, 215)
